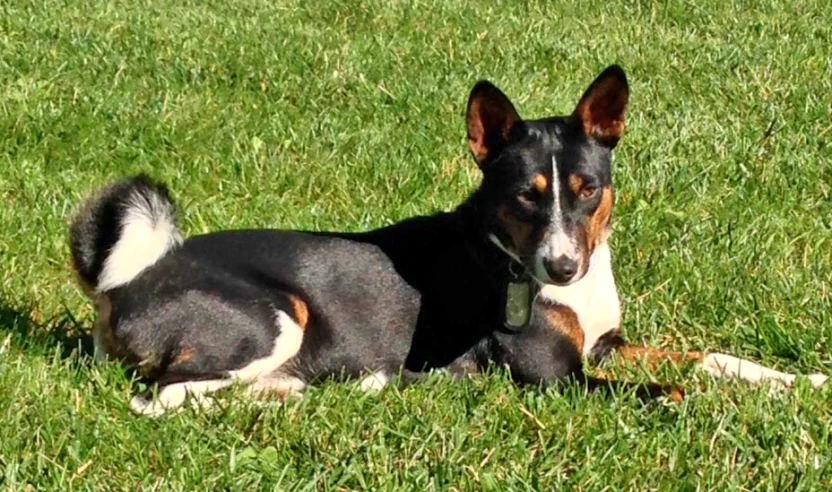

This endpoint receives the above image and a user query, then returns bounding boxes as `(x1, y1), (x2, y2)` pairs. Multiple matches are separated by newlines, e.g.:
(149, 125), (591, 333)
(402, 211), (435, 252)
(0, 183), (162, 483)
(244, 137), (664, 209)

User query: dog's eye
(579, 186), (599, 199)
(518, 189), (540, 204)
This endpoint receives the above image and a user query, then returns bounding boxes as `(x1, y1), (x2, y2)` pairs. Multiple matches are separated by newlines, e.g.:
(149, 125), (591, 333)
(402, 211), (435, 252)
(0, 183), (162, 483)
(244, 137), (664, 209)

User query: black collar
(452, 211), (538, 333)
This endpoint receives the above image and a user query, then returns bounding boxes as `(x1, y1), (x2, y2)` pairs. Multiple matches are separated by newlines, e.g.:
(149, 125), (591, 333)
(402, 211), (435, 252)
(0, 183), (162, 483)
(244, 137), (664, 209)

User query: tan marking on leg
(171, 347), (196, 365)
(666, 386), (686, 402)
(606, 344), (830, 396)
(595, 344), (703, 401)
(287, 294), (309, 331)
(544, 304), (584, 354)
(613, 345), (704, 372)
(586, 374), (685, 402)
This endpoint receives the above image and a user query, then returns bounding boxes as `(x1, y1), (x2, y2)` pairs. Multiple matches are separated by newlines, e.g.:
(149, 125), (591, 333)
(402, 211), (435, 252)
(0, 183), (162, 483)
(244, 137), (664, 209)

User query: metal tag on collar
(504, 261), (534, 330)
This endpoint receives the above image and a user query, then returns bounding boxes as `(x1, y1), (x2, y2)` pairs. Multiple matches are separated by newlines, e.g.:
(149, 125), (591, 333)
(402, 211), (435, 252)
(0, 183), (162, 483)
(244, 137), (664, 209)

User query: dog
(69, 65), (827, 416)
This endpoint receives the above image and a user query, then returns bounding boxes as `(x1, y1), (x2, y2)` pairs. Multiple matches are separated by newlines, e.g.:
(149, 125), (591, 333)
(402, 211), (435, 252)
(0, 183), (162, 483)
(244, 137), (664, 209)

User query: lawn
(1, 0), (831, 489)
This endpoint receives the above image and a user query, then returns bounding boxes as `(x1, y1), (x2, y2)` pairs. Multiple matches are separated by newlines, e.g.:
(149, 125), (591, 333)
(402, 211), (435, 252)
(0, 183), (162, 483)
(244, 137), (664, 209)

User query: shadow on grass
(0, 298), (94, 360)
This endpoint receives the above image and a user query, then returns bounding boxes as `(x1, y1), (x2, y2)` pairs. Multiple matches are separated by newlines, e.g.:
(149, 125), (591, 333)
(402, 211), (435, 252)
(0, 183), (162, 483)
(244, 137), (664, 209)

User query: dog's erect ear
(466, 81), (521, 166)
(574, 65), (629, 148)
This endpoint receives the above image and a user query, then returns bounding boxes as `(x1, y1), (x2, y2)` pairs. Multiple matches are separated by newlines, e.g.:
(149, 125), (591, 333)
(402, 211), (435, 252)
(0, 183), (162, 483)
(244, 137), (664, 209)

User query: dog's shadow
(0, 298), (95, 361)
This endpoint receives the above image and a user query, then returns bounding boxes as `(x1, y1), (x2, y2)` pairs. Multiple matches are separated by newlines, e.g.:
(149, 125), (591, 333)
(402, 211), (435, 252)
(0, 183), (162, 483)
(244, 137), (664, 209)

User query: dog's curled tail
(69, 174), (182, 294)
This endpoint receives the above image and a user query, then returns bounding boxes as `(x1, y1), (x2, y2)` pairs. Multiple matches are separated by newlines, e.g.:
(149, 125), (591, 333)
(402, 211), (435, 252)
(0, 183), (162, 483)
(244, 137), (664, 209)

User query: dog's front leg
(582, 374), (686, 402)
(590, 330), (828, 390)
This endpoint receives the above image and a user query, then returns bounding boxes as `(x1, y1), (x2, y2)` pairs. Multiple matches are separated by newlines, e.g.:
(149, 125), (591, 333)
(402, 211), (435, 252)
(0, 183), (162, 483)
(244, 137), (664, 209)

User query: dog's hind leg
(246, 374), (306, 399)
(130, 308), (306, 417)
(130, 378), (234, 417)
(226, 310), (305, 383)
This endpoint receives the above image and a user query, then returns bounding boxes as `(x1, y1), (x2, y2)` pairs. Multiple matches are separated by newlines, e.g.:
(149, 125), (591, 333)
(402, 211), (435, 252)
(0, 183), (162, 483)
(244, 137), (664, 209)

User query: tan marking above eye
(533, 174), (548, 194)
(568, 174), (584, 195)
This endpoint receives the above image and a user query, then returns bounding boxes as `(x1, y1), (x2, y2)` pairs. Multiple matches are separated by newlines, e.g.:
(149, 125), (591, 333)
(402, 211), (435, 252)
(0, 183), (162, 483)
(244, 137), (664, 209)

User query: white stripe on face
(537, 155), (578, 266)
(550, 155), (574, 255)
(533, 156), (580, 282)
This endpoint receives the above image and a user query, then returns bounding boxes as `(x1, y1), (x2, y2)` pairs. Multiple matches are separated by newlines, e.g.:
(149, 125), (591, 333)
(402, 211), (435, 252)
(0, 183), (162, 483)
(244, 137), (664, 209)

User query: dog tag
(504, 281), (531, 329)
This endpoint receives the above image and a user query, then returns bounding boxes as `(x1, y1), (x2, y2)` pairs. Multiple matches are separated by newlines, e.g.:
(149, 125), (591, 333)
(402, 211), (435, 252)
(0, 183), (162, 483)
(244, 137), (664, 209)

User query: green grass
(2, 0), (831, 489)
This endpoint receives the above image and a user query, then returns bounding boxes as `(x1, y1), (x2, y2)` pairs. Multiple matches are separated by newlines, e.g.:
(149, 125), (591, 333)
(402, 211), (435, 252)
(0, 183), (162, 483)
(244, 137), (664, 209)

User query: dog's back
(70, 176), (422, 415)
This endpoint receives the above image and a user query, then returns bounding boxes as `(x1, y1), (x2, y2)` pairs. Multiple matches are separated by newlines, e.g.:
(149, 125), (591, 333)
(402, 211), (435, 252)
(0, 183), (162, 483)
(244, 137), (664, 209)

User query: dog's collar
(501, 259), (538, 333)
(503, 261), (537, 332)
(485, 234), (538, 332)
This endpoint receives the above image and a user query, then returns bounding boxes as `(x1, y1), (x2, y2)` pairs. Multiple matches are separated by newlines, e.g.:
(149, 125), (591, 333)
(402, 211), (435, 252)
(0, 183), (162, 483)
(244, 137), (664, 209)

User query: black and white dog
(70, 66), (827, 416)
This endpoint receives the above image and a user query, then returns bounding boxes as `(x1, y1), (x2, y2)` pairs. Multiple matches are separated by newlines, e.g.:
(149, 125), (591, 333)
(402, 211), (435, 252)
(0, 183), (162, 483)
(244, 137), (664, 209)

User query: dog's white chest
(539, 243), (621, 355)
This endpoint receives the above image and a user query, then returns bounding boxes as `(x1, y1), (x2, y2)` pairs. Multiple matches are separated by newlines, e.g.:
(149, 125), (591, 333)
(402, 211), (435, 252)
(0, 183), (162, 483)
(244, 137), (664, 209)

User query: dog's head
(467, 65), (628, 286)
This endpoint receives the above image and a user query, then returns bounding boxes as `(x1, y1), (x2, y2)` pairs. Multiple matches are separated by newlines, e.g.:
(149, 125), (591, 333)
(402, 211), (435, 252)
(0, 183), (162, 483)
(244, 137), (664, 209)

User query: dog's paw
(129, 384), (188, 417)
(188, 393), (219, 413)
(807, 373), (828, 389)
(129, 395), (166, 418)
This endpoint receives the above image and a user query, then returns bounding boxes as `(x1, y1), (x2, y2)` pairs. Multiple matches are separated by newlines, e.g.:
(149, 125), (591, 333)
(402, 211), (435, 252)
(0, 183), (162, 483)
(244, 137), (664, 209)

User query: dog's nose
(544, 256), (578, 284)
